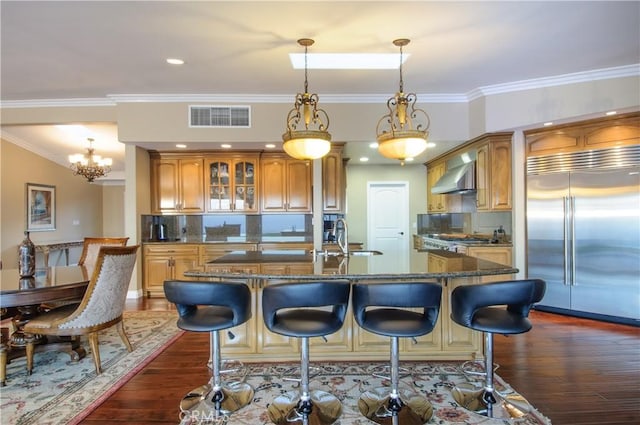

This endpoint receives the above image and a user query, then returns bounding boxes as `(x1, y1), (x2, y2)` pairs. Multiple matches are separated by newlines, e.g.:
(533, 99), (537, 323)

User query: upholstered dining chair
(40, 237), (129, 312)
(78, 237), (129, 275)
(24, 245), (139, 375)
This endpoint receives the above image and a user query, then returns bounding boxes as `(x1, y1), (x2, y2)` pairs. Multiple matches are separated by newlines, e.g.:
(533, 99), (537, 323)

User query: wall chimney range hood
(431, 152), (477, 195)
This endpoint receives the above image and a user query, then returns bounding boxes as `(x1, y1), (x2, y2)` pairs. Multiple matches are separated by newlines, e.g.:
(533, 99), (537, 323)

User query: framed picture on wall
(26, 183), (56, 231)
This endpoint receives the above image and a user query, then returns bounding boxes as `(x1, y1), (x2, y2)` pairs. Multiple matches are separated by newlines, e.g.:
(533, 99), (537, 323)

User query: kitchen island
(182, 250), (518, 362)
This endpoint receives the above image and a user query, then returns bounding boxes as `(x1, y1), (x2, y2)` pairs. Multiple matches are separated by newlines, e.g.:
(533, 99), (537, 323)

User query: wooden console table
(35, 240), (84, 267)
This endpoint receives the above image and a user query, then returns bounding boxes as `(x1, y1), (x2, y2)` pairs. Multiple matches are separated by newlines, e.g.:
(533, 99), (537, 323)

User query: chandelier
(68, 138), (112, 182)
(282, 38), (332, 160)
(376, 39), (430, 165)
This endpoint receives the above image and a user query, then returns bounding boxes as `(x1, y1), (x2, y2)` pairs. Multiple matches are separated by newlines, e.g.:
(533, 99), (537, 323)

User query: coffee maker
(150, 216), (167, 241)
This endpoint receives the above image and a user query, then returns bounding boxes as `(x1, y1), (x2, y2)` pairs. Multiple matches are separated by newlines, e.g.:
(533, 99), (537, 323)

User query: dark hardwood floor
(80, 299), (640, 424)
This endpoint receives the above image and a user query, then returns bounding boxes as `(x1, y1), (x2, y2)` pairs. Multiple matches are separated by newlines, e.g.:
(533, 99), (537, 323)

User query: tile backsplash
(417, 211), (511, 238)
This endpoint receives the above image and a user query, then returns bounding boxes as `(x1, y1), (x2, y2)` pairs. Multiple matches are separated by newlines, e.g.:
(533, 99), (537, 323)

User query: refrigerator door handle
(570, 195), (576, 286)
(563, 196), (571, 286)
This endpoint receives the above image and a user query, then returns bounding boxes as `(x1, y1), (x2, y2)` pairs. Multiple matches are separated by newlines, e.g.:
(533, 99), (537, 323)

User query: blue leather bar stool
(352, 282), (442, 425)
(262, 280), (351, 425)
(450, 279), (546, 419)
(164, 280), (254, 421)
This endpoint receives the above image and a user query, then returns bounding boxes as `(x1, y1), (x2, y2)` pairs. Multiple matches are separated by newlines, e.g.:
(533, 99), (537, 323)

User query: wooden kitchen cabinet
(260, 154), (312, 213)
(441, 278), (481, 353)
(205, 154), (259, 213)
(151, 156), (205, 214)
(475, 134), (512, 211)
(466, 245), (513, 282)
(143, 244), (199, 297)
(322, 144), (346, 213)
(525, 112), (640, 157)
(427, 161), (447, 212)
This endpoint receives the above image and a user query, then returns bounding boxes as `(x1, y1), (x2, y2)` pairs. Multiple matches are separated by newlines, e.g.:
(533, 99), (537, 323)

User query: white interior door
(367, 182), (410, 273)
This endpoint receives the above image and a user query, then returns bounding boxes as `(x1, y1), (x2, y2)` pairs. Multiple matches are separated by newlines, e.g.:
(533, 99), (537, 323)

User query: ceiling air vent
(189, 105), (250, 128)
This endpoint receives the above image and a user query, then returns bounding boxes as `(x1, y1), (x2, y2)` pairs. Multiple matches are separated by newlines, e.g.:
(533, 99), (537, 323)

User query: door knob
(399, 232), (404, 235)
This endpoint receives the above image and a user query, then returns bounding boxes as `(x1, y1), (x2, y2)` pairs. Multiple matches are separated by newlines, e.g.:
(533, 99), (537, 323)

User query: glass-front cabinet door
(206, 155), (258, 212)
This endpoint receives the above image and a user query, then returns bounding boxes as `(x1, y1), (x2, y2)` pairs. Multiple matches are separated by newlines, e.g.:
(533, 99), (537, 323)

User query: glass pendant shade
(376, 39), (431, 164)
(283, 133), (331, 160)
(282, 38), (331, 160)
(377, 134), (429, 160)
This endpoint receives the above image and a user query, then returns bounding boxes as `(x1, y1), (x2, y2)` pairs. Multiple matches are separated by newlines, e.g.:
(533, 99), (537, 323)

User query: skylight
(289, 53), (409, 70)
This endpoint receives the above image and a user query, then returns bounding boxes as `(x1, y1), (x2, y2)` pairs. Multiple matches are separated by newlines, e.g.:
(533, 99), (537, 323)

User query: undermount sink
(348, 250), (383, 256)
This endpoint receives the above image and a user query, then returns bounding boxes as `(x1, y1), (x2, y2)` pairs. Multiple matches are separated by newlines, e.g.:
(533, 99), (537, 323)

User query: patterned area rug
(180, 362), (552, 425)
(0, 310), (182, 425)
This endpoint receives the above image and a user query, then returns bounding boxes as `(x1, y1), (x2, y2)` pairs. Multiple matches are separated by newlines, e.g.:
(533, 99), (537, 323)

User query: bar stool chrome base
(267, 389), (342, 425)
(358, 387), (433, 425)
(180, 382), (254, 420)
(452, 383), (532, 419)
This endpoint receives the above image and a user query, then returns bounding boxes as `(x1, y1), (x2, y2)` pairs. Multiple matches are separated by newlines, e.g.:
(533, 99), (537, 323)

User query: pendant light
(376, 39), (430, 165)
(282, 38), (331, 160)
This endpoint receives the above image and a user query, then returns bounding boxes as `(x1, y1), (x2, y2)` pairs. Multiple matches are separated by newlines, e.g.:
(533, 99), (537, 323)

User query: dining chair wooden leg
(88, 332), (102, 375)
(0, 342), (7, 386)
(116, 320), (133, 352)
(26, 340), (34, 375)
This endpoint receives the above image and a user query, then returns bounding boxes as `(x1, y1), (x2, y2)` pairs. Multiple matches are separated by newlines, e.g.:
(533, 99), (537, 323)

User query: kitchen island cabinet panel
(181, 250), (518, 361)
(441, 278), (481, 353)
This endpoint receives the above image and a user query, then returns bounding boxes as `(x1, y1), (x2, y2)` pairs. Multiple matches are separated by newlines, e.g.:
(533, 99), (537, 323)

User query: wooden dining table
(0, 266), (91, 385)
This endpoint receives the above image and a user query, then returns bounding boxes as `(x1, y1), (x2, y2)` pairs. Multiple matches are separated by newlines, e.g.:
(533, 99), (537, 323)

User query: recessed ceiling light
(176, 144), (187, 148)
(265, 143), (276, 149)
(359, 157), (369, 162)
(221, 144), (232, 149)
(290, 53), (409, 70)
(369, 142), (379, 149)
(166, 58), (184, 65)
(543, 122), (554, 126)
(426, 142), (436, 148)
(605, 111), (617, 116)
(404, 157), (415, 162)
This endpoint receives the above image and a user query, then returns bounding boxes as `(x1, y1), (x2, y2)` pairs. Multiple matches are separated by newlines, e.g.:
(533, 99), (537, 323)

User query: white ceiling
(1, 1), (639, 178)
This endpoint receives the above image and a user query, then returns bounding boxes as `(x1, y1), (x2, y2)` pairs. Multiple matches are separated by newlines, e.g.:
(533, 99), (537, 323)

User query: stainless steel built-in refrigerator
(526, 145), (640, 324)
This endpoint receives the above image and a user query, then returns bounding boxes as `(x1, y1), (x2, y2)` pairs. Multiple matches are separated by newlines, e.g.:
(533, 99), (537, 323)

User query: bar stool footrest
(451, 382), (532, 419)
(358, 387), (433, 425)
(267, 389), (342, 425)
(180, 382), (254, 419)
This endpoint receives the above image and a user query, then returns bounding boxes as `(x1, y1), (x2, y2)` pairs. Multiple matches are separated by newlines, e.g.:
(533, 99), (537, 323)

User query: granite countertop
(185, 249), (518, 281)
(141, 238), (311, 244)
(211, 250), (313, 263)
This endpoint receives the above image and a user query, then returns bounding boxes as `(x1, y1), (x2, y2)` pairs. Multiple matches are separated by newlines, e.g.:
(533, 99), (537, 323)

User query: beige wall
(0, 139), (105, 268)
(102, 185), (125, 237)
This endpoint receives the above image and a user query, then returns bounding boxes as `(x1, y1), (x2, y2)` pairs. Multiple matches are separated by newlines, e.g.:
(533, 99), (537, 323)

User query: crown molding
(0, 98), (116, 108)
(467, 63), (640, 101)
(1, 65), (637, 108)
